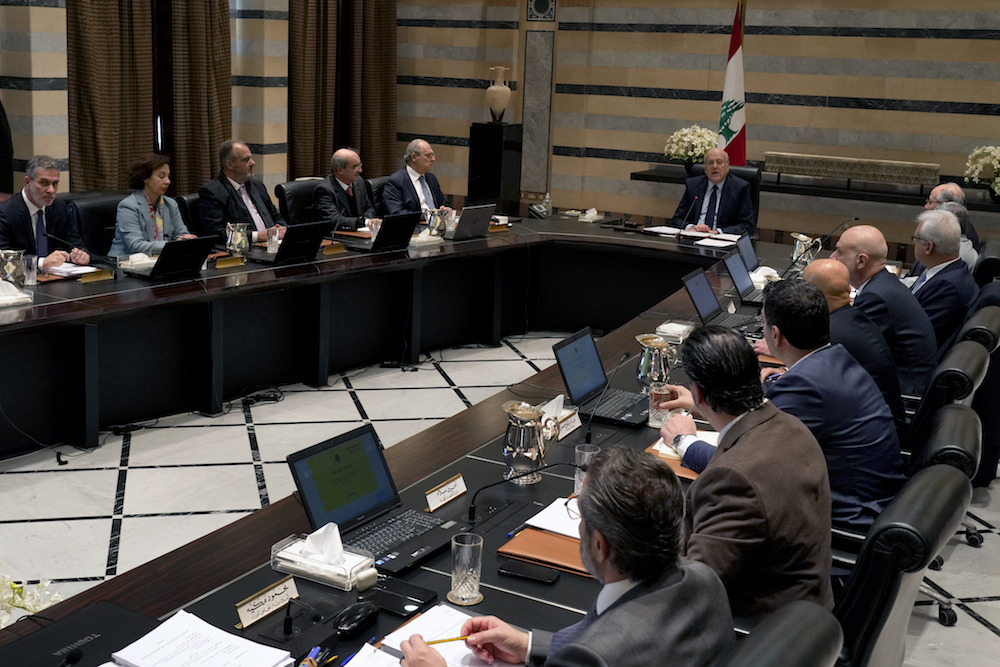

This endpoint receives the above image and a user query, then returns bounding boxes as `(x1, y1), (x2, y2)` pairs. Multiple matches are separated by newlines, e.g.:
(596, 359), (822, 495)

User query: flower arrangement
(964, 145), (1000, 197)
(664, 125), (720, 163)
(1, 567), (62, 628)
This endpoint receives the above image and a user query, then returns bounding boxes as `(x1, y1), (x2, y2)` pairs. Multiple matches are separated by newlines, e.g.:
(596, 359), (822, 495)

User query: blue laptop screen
(552, 329), (609, 406)
(724, 252), (754, 295)
(683, 270), (723, 322)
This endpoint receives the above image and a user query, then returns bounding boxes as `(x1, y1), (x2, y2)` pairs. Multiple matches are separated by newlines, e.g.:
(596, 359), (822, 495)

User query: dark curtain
(170, 1), (232, 194)
(67, 2), (155, 191)
(0, 96), (12, 194)
(288, 0), (397, 180)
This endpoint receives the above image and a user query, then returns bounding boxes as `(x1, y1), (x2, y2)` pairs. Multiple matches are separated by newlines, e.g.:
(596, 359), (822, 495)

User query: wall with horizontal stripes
(396, 0), (1000, 244)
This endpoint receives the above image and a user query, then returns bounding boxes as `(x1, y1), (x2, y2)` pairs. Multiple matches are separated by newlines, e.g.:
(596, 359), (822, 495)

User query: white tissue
(578, 207), (603, 223)
(750, 266), (780, 289)
(301, 522), (346, 565)
(541, 394), (564, 422)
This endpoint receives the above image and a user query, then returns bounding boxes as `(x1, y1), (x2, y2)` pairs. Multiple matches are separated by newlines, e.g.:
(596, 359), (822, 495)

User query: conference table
(0, 218), (787, 659)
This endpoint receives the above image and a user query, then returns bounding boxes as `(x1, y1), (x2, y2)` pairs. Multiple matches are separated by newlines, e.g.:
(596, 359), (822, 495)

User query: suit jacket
(854, 268), (937, 396)
(108, 190), (189, 257)
(0, 193), (86, 255)
(314, 175), (376, 231)
(529, 562), (734, 667)
(382, 167), (446, 215)
(829, 304), (905, 425)
(671, 173), (754, 236)
(684, 401), (833, 623)
(915, 259), (979, 348)
(198, 173), (285, 242)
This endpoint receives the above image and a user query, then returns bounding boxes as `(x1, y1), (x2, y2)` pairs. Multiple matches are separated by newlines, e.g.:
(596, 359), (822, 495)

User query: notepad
(380, 603), (521, 667)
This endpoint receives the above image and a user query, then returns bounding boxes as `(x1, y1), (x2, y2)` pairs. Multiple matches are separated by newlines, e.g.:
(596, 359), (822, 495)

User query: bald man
(925, 182), (979, 249)
(803, 259), (904, 425)
(831, 225), (936, 396)
(671, 148), (755, 236)
(314, 148), (379, 231)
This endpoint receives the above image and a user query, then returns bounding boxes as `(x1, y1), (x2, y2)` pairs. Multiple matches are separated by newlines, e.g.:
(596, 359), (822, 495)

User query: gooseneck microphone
(43, 231), (118, 268)
(680, 195), (700, 229)
(466, 461), (587, 525)
(584, 352), (630, 445)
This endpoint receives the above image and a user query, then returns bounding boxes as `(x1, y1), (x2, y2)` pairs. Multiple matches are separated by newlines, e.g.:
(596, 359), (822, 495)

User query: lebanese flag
(719, 2), (746, 166)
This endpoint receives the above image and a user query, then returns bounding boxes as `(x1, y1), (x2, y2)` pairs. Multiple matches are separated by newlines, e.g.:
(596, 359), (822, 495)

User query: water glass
(266, 226), (280, 253)
(447, 533), (484, 605)
(23, 255), (37, 286)
(648, 382), (675, 429)
(574, 444), (600, 495)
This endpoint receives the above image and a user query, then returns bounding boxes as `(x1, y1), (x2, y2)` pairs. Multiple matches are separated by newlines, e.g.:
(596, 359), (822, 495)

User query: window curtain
(67, 2), (155, 191)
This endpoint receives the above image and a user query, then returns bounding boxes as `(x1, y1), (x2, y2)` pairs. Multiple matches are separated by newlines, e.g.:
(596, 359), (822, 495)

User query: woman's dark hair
(127, 153), (170, 190)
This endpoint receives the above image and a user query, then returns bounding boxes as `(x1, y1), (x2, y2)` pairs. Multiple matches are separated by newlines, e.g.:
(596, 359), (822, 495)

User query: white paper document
(652, 430), (721, 456)
(46, 263), (99, 277)
(643, 225), (682, 235)
(694, 237), (736, 248)
(381, 603), (524, 667)
(524, 496), (582, 538)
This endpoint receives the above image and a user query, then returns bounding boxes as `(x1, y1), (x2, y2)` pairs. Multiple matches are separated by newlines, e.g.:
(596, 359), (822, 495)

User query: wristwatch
(672, 433), (688, 449)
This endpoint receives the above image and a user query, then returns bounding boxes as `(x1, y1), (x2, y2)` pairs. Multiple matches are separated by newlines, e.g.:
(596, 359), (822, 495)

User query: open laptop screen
(737, 234), (759, 272)
(682, 269), (723, 323)
(552, 328), (608, 406)
(287, 424), (400, 531)
(724, 252), (754, 295)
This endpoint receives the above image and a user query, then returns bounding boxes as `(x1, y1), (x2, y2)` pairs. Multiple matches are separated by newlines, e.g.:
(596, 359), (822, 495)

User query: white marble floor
(1, 332), (998, 664)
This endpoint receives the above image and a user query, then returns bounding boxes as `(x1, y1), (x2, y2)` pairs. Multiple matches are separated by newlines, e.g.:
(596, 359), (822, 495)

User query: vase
(487, 66), (511, 122)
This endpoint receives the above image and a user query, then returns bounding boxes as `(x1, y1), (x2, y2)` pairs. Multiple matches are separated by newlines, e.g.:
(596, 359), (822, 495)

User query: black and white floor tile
(1, 332), (998, 664)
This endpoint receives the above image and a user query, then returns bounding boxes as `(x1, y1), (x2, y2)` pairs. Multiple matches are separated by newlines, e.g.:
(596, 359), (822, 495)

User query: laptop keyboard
(713, 312), (759, 329)
(589, 388), (643, 418)
(346, 509), (444, 557)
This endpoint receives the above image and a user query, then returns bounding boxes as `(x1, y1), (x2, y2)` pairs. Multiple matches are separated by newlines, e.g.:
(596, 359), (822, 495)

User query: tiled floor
(1, 332), (999, 664)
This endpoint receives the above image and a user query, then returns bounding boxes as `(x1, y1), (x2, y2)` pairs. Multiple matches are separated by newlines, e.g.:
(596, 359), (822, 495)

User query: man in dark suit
(314, 148), (379, 231)
(803, 258), (904, 426)
(910, 209), (979, 347)
(399, 448), (735, 667)
(659, 326), (833, 623)
(198, 140), (286, 244)
(382, 138), (448, 216)
(926, 181), (979, 250)
(671, 147), (754, 236)
(0, 154), (90, 270)
(832, 225), (936, 397)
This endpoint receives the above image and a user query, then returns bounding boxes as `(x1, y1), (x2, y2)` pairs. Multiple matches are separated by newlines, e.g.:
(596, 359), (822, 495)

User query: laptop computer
(121, 235), (216, 280)
(444, 203), (495, 240)
(287, 423), (463, 574)
(681, 268), (760, 329)
(724, 251), (765, 307)
(737, 233), (761, 272)
(336, 211), (421, 253)
(246, 221), (329, 265)
(552, 327), (648, 427)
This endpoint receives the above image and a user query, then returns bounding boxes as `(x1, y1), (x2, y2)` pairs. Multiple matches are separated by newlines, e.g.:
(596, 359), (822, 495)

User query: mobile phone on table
(498, 558), (560, 584)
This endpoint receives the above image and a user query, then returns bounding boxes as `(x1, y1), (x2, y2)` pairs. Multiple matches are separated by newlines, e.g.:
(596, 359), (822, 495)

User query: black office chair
(720, 600), (842, 667)
(366, 175), (391, 217)
(687, 163), (762, 232)
(274, 179), (321, 225)
(68, 191), (127, 257)
(176, 192), (202, 236)
(972, 239), (1000, 287)
(834, 464), (971, 666)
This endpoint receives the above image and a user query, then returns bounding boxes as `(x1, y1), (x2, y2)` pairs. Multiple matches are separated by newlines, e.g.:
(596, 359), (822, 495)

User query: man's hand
(44, 249), (70, 268)
(400, 634), (447, 667)
(70, 247), (90, 265)
(274, 224), (287, 240)
(460, 616), (530, 664)
(177, 233), (198, 240)
(751, 338), (770, 356)
(760, 366), (785, 383)
(660, 412), (697, 446)
(657, 384), (694, 413)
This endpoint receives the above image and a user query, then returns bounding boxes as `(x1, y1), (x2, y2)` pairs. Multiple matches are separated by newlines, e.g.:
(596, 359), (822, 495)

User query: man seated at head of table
(198, 139), (287, 244)
(314, 147), (380, 232)
(657, 326), (833, 623)
(831, 224), (937, 397)
(109, 152), (197, 258)
(0, 154), (90, 270)
(670, 147), (754, 237)
(399, 447), (735, 667)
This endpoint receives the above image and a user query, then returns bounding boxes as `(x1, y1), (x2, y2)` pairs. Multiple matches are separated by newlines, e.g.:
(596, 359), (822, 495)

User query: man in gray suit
(399, 447), (735, 667)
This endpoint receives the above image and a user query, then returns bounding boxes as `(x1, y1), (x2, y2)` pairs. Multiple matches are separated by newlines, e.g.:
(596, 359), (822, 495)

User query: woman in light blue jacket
(109, 153), (196, 258)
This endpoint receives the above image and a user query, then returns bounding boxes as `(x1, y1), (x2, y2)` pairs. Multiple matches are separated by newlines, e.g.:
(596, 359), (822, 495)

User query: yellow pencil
(426, 636), (468, 646)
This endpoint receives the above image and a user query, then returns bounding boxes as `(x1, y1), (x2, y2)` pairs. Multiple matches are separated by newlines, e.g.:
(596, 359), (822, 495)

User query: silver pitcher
(501, 400), (555, 484)
(0, 249), (26, 288)
(226, 222), (251, 257)
(789, 233), (821, 277)
(635, 333), (676, 394)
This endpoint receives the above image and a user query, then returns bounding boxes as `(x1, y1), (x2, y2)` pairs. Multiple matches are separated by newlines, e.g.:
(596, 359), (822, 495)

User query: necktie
(911, 271), (928, 293)
(418, 174), (435, 210)
(346, 184), (358, 216)
(35, 209), (48, 256)
(240, 184), (268, 232)
(548, 605), (598, 656)
(704, 185), (718, 229)
(347, 183), (354, 198)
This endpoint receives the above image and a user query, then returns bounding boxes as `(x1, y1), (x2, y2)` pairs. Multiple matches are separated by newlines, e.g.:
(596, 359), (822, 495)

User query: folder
(497, 527), (591, 577)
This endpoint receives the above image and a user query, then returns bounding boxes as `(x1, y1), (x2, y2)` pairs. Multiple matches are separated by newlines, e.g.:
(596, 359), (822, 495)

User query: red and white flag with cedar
(719, 1), (747, 166)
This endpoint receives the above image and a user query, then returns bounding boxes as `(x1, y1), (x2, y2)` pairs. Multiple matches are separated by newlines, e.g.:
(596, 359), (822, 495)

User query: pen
(426, 635), (469, 646)
(507, 522), (528, 537)
(322, 656), (338, 666)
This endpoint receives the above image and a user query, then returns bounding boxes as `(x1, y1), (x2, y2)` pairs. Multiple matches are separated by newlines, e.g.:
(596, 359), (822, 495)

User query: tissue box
(270, 535), (374, 591)
(655, 320), (696, 345)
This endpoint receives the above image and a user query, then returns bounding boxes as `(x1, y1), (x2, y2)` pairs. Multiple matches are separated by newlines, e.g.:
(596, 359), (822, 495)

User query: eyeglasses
(911, 235), (930, 244)
(564, 494), (580, 520)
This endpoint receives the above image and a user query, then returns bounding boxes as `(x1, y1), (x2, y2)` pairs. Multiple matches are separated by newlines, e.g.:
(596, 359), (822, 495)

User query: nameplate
(557, 410), (582, 440)
(323, 243), (347, 255)
(425, 474), (467, 512)
(79, 269), (115, 283)
(215, 256), (246, 269)
(234, 574), (299, 630)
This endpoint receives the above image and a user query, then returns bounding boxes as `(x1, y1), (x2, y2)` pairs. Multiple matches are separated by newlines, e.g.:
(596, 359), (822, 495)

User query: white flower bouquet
(1, 567), (62, 628)
(664, 125), (720, 163)
(964, 145), (1000, 197)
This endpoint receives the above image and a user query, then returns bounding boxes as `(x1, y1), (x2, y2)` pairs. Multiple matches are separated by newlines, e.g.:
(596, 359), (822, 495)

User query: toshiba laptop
(682, 268), (760, 329)
(121, 235), (215, 280)
(246, 221), (328, 265)
(336, 211), (421, 253)
(736, 233), (761, 272)
(552, 327), (648, 427)
(287, 424), (463, 574)
(723, 251), (765, 307)
(444, 203), (495, 240)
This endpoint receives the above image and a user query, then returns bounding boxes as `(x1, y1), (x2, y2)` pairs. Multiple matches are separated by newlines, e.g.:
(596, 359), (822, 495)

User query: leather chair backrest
(834, 464), (971, 667)
(175, 192), (201, 235)
(68, 191), (127, 257)
(687, 163), (762, 231)
(721, 600), (843, 667)
(274, 179), (321, 225)
(366, 175), (391, 217)
(907, 403), (982, 478)
(958, 306), (1000, 354)
(973, 239), (1000, 287)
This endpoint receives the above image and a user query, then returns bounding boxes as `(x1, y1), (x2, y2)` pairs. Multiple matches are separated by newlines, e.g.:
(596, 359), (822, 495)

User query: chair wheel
(929, 555), (944, 570)
(939, 607), (958, 626)
(966, 531), (984, 547)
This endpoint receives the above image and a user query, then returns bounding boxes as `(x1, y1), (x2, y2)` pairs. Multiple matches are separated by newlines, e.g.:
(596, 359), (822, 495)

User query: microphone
(42, 232), (118, 268)
(584, 352), (630, 445)
(678, 195), (700, 230)
(466, 461), (587, 525)
(779, 216), (859, 279)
